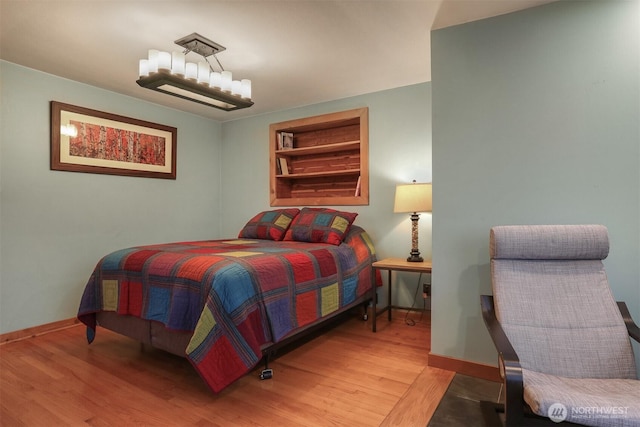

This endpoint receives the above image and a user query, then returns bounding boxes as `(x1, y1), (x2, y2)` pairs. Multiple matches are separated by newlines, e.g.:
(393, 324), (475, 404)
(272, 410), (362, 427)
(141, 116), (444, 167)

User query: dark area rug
(428, 374), (504, 427)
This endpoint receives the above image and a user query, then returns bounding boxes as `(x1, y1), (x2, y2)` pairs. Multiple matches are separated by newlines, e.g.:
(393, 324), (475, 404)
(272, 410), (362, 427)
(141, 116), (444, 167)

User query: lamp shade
(394, 182), (432, 213)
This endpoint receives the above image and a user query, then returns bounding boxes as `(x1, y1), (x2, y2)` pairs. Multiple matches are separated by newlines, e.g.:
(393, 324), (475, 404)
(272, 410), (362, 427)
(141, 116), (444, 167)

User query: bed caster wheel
(259, 368), (273, 380)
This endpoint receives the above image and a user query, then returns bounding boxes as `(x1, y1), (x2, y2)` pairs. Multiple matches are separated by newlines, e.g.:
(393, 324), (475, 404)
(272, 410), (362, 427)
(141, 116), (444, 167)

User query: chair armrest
(481, 295), (521, 368)
(481, 295), (525, 426)
(617, 301), (640, 343)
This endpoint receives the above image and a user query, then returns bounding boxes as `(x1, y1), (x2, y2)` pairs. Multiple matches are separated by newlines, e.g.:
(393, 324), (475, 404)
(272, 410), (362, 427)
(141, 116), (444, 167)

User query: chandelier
(136, 33), (253, 112)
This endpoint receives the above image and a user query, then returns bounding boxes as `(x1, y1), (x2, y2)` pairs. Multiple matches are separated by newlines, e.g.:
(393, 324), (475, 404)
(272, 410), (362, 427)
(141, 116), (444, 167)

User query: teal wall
(0, 61), (222, 333)
(0, 61), (432, 333)
(3, 2), (638, 374)
(431, 0), (640, 366)
(220, 83), (433, 308)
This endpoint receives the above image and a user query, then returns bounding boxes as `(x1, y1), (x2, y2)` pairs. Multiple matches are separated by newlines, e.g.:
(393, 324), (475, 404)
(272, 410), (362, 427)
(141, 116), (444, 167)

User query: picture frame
(277, 131), (294, 151)
(281, 132), (294, 150)
(50, 101), (177, 179)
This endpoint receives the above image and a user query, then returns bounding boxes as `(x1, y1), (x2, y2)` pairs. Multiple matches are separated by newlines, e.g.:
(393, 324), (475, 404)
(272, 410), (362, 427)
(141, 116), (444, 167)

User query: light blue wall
(0, 61), (222, 334)
(431, 0), (640, 366)
(220, 83), (433, 308)
(0, 63), (432, 334)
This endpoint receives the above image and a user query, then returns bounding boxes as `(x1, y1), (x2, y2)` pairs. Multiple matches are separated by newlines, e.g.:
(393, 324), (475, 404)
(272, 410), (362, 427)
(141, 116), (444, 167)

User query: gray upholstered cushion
(524, 369), (640, 427)
(491, 224), (609, 260)
(491, 225), (637, 379)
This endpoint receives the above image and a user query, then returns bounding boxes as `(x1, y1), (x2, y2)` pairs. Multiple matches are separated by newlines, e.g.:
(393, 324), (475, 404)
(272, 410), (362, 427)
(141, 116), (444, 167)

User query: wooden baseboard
(391, 305), (430, 313)
(428, 352), (501, 382)
(0, 318), (80, 345)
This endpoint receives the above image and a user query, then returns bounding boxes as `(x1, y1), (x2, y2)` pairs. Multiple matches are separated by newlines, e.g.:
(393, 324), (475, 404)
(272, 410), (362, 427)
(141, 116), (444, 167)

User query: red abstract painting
(68, 121), (166, 166)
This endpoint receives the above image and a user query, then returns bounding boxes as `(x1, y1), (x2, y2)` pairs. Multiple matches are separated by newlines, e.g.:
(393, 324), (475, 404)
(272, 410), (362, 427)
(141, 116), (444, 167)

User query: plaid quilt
(77, 225), (377, 392)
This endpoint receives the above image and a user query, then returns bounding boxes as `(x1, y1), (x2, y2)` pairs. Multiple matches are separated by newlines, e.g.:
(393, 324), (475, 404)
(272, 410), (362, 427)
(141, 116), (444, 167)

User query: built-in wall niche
(269, 107), (369, 206)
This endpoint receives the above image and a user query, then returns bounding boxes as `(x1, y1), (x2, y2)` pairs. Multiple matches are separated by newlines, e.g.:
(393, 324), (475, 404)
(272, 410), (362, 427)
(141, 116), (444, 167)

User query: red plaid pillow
(283, 208), (358, 245)
(238, 208), (300, 241)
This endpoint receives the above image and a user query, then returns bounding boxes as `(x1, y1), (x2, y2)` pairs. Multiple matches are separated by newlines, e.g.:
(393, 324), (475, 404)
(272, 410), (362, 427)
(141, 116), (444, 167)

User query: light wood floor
(0, 309), (455, 426)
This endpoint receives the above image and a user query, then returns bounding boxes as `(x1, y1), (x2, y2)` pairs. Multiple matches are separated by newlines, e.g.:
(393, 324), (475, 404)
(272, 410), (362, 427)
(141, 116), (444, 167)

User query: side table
(371, 257), (432, 332)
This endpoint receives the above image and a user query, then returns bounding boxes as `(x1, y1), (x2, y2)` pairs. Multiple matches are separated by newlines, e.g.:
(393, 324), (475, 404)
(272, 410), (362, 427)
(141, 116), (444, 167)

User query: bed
(77, 208), (379, 393)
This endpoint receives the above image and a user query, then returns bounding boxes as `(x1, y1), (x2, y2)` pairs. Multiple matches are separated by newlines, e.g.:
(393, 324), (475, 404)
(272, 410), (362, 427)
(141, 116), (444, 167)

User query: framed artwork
(277, 131), (294, 150)
(281, 132), (294, 150)
(51, 101), (177, 179)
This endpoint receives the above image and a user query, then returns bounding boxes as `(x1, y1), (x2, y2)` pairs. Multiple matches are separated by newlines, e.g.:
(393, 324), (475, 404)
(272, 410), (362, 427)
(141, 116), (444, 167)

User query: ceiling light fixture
(136, 33), (253, 112)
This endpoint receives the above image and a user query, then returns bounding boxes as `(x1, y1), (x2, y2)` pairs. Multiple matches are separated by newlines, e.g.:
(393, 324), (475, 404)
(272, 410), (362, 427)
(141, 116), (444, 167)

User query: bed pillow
(283, 207), (358, 245)
(238, 208), (300, 241)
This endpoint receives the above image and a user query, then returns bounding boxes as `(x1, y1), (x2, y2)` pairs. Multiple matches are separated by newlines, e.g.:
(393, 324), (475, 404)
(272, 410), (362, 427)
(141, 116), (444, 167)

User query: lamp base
(407, 251), (424, 263)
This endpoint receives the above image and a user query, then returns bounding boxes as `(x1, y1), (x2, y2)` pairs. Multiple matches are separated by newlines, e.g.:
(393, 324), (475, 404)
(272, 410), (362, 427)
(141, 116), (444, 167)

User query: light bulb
(241, 79), (252, 99)
(171, 51), (185, 75)
(209, 72), (222, 89)
(157, 51), (171, 72)
(197, 62), (210, 84)
(221, 71), (232, 92)
(139, 59), (149, 77)
(147, 49), (159, 73)
(231, 80), (242, 96)
(185, 62), (197, 80)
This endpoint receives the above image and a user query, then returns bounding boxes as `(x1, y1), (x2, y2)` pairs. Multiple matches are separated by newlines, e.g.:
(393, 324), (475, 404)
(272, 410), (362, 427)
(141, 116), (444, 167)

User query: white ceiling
(0, 0), (554, 122)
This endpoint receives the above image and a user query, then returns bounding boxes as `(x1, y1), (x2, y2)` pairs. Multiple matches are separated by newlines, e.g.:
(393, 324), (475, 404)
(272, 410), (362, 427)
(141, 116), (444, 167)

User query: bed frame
(96, 294), (372, 380)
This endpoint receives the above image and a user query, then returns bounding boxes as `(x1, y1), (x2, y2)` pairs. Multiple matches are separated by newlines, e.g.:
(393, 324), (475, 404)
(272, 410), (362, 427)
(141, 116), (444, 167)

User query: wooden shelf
(276, 140), (361, 157)
(270, 108), (369, 207)
(276, 169), (360, 179)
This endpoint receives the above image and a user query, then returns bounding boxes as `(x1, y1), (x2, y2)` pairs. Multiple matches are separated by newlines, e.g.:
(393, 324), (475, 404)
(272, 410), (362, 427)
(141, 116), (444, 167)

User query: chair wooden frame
(480, 295), (640, 427)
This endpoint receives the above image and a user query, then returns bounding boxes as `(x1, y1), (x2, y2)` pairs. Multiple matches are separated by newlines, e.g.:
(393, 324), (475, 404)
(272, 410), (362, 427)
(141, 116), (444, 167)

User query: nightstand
(371, 257), (432, 332)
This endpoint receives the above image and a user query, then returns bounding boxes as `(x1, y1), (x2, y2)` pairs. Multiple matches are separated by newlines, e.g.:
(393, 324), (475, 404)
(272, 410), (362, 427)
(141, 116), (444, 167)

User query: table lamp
(394, 181), (432, 262)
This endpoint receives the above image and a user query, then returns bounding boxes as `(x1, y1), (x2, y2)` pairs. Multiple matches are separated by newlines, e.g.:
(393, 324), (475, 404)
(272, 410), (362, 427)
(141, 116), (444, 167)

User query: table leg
(387, 270), (392, 321)
(372, 273), (378, 332)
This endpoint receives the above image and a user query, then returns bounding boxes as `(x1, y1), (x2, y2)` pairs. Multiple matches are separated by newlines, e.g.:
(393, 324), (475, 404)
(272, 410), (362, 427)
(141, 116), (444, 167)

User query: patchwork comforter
(78, 225), (377, 392)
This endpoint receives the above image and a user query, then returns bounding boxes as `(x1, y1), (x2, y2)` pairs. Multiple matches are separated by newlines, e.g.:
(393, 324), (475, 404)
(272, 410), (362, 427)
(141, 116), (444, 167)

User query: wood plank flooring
(0, 310), (454, 426)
